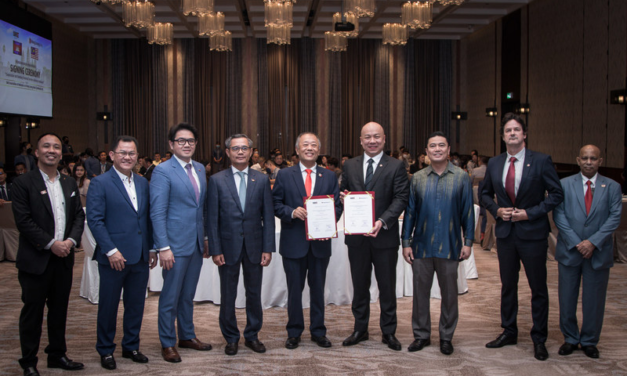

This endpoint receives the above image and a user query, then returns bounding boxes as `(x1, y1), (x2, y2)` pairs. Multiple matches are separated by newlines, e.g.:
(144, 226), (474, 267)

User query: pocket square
(71, 191), (76, 197)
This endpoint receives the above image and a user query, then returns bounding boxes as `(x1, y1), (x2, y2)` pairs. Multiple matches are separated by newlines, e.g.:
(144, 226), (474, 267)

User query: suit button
(138, 231), (142, 234)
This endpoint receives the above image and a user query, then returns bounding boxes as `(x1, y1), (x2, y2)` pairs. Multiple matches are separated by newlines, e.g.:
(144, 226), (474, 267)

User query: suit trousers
(282, 245), (330, 338)
(558, 260), (610, 346)
(158, 250), (203, 348)
(348, 244), (398, 335)
(496, 231), (549, 344)
(412, 257), (459, 341)
(218, 245), (263, 343)
(18, 255), (73, 369)
(96, 260), (149, 355)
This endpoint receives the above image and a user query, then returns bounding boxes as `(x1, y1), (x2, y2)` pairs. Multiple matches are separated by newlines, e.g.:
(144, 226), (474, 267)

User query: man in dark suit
(482, 113), (563, 361)
(140, 157), (155, 182)
(150, 123), (211, 363)
(0, 166), (11, 203)
(553, 145), (622, 359)
(87, 136), (158, 370)
(97, 151), (113, 176)
(340, 122), (409, 351)
(272, 132), (342, 350)
(207, 134), (275, 356)
(11, 133), (85, 376)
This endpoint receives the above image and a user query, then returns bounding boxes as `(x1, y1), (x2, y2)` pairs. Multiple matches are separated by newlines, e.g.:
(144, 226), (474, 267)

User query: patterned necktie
(505, 157), (517, 204)
(237, 171), (246, 212)
(185, 163), (200, 203)
(585, 180), (593, 215)
(365, 158), (374, 190)
(0, 185), (7, 201)
(305, 169), (312, 197)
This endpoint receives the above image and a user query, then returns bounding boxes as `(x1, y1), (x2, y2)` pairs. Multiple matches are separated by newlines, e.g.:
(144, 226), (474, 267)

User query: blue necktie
(237, 171), (246, 212)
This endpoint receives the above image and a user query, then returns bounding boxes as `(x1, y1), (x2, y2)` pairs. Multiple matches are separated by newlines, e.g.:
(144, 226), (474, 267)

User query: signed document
(343, 191), (375, 235)
(304, 195), (338, 240)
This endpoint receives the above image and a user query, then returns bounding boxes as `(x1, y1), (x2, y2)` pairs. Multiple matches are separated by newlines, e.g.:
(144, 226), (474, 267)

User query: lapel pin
(252, 179), (255, 182)
(602, 184), (606, 188)
(40, 190), (47, 195)
(379, 164), (383, 167)
(527, 164), (530, 167)
(318, 173), (322, 177)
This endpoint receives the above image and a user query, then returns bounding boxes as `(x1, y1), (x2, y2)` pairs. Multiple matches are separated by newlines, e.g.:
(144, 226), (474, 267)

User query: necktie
(305, 169), (312, 197)
(0, 185), (7, 201)
(365, 158), (374, 190)
(237, 171), (247, 211)
(505, 157), (517, 204)
(185, 164), (200, 203)
(585, 180), (593, 215)
(101, 164), (106, 174)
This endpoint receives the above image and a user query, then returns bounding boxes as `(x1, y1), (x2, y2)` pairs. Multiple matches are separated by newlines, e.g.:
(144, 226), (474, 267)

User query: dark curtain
(257, 39), (269, 157)
(328, 51), (343, 159)
(181, 39), (195, 125)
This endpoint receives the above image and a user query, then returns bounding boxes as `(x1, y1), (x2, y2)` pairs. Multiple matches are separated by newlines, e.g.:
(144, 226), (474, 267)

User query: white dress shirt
(232, 165), (249, 191)
(502, 147), (526, 195)
(291, 163), (318, 218)
(581, 172), (597, 197)
(107, 167), (138, 257)
(40, 170), (76, 249)
(362, 151), (384, 183)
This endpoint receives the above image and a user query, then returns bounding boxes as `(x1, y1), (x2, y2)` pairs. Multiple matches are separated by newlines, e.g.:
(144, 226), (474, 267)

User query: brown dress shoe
(178, 338), (212, 351)
(162, 347), (181, 363)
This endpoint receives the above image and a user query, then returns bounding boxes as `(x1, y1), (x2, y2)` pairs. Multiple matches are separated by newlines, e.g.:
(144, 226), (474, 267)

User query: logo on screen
(31, 47), (39, 60)
(13, 31), (19, 38)
(13, 41), (22, 55)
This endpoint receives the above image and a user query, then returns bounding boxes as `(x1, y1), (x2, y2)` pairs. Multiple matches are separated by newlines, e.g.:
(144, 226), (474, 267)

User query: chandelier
(181, 0), (214, 16)
(382, 23), (408, 46)
(438, 0), (464, 6)
(210, 31), (232, 52)
(267, 24), (291, 45)
(345, 0), (375, 18)
(90, 0), (124, 4)
(198, 12), (225, 36)
(324, 32), (348, 52)
(402, 1), (433, 30)
(147, 22), (173, 45)
(264, 0), (295, 27)
(123, 1), (155, 29)
(332, 12), (359, 38)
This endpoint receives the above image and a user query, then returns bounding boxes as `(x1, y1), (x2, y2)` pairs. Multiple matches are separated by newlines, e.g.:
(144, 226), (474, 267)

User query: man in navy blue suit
(207, 134), (275, 356)
(272, 132), (342, 350)
(481, 113), (563, 361)
(87, 136), (157, 370)
(150, 123), (211, 363)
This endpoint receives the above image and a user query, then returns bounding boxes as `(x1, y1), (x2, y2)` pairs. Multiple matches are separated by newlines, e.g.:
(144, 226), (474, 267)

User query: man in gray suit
(553, 144), (622, 359)
(207, 134), (275, 356)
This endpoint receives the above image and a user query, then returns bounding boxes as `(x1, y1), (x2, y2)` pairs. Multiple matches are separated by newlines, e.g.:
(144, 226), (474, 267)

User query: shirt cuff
(204, 236), (209, 241)
(158, 246), (170, 252)
(149, 249), (157, 253)
(377, 218), (388, 230)
(44, 239), (55, 250)
(106, 248), (118, 257)
(291, 210), (295, 219)
(68, 238), (77, 247)
(402, 239), (412, 248)
(464, 239), (473, 247)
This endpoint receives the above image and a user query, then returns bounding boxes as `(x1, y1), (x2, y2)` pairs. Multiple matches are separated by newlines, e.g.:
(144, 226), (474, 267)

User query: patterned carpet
(1, 246), (626, 376)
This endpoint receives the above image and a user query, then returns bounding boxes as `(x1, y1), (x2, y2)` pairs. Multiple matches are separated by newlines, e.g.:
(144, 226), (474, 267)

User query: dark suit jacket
(97, 162), (113, 176)
(207, 168), (275, 265)
(11, 168), (85, 275)
(143, 164), (155, 182)
(86, 168), (153, 265)
(481, 149), (563, 240)
(0, 182), (11, 201)
(84, 156), (100, 178)
(340, 154), (409, 249)
(273, 165), (342, 259)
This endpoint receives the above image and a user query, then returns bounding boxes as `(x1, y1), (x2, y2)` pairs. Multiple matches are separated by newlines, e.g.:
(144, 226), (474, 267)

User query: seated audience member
(14, 142), (37, 172)
(153, 152), (161, 166)
(0, 166), (11, 204)
(67, 161), (76, 174)
(141, 157), (155, 181)
(165, 151), (172, 161)
(266, 159), (279, 184)
(73, 163), (91, 200)
(467, 150), (479, 170)
(326, 157), (342, 182)
(274, 153), (288, 169)
(290, 153), (299, 167)
(14, 162), (27, 177)
(410, 153), (427, 174)
(58, 165), (71, 177)
(250, 151), (260, 168)
(470, 156), (488, 186)
(251, 156), (265, 173)
(341, 154), (352, 167)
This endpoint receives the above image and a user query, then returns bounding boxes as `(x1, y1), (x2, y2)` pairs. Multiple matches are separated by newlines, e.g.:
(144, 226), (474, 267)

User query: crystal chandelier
(90, 0), (124, 4)
(198, 12), (225, 37)
(402, 1), (433, 30)
(264, 0), (294, 27)
(267, 24), (291, 45)
(181, 0), (214, 16)
(324, 32), (348, 52)
(147, 22), (173, 45)
(123, 1), (155, 30)
(345, 0), (375, 18)
(438, 0), (464, 6)
(382, 23), (408, 46)
(332, 12), (359, 38)
(210, 31), (232, 52)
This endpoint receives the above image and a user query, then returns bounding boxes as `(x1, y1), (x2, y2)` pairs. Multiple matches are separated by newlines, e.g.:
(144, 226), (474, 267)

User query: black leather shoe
(122, 350), (148, 363)
(534, 343), (549, 361)
(100, 354), (116, 370)
(342, 331), (369, 346)
(582, 345), (599, 359)
(486, 333), (517, 348)
(408, 338), (431, 352)
(311, 336), (332, 348)
(23, 367), (39, 376)
(285, 336), (301, 350)
(440, 340), (454, 355)
(382, 334), (402, 351)
(47, 355), (84, 370)
(245, 340), (266, 353)
(225, 342), (238, 356)
(558, 342), (578, 356)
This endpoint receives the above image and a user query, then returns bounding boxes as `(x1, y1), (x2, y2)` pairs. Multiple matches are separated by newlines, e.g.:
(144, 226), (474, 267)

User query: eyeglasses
(113, 151), (138, 158)
(174, 138), (197, 146)
(230, 146), (250, 153)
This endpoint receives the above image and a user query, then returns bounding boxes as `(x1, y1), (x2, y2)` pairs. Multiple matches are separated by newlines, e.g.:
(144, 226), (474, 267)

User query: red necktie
(585, 180), (593, 215)
(505, 157), (517, 205)
(305, 169), (312, 197)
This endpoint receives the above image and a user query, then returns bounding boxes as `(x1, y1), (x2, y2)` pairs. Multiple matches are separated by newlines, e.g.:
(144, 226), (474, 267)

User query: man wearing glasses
(150, 123), (211, 363)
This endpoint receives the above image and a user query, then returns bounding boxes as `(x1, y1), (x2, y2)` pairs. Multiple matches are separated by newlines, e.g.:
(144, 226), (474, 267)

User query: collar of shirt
(363, 151), (384, 166)
(506, 147), (526, 163)
(173, 154), (194, 169)
(231, 165), (250, 175)
(299, 162), (317, 174)
(113, 165), (133, 184)
(581, 172), (597, 188)
(424, 161), (454, 176)
(39, 168), (61, 183)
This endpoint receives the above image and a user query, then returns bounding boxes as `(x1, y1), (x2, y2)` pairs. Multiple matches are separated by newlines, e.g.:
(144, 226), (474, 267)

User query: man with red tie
(481, 113), (563, 361)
